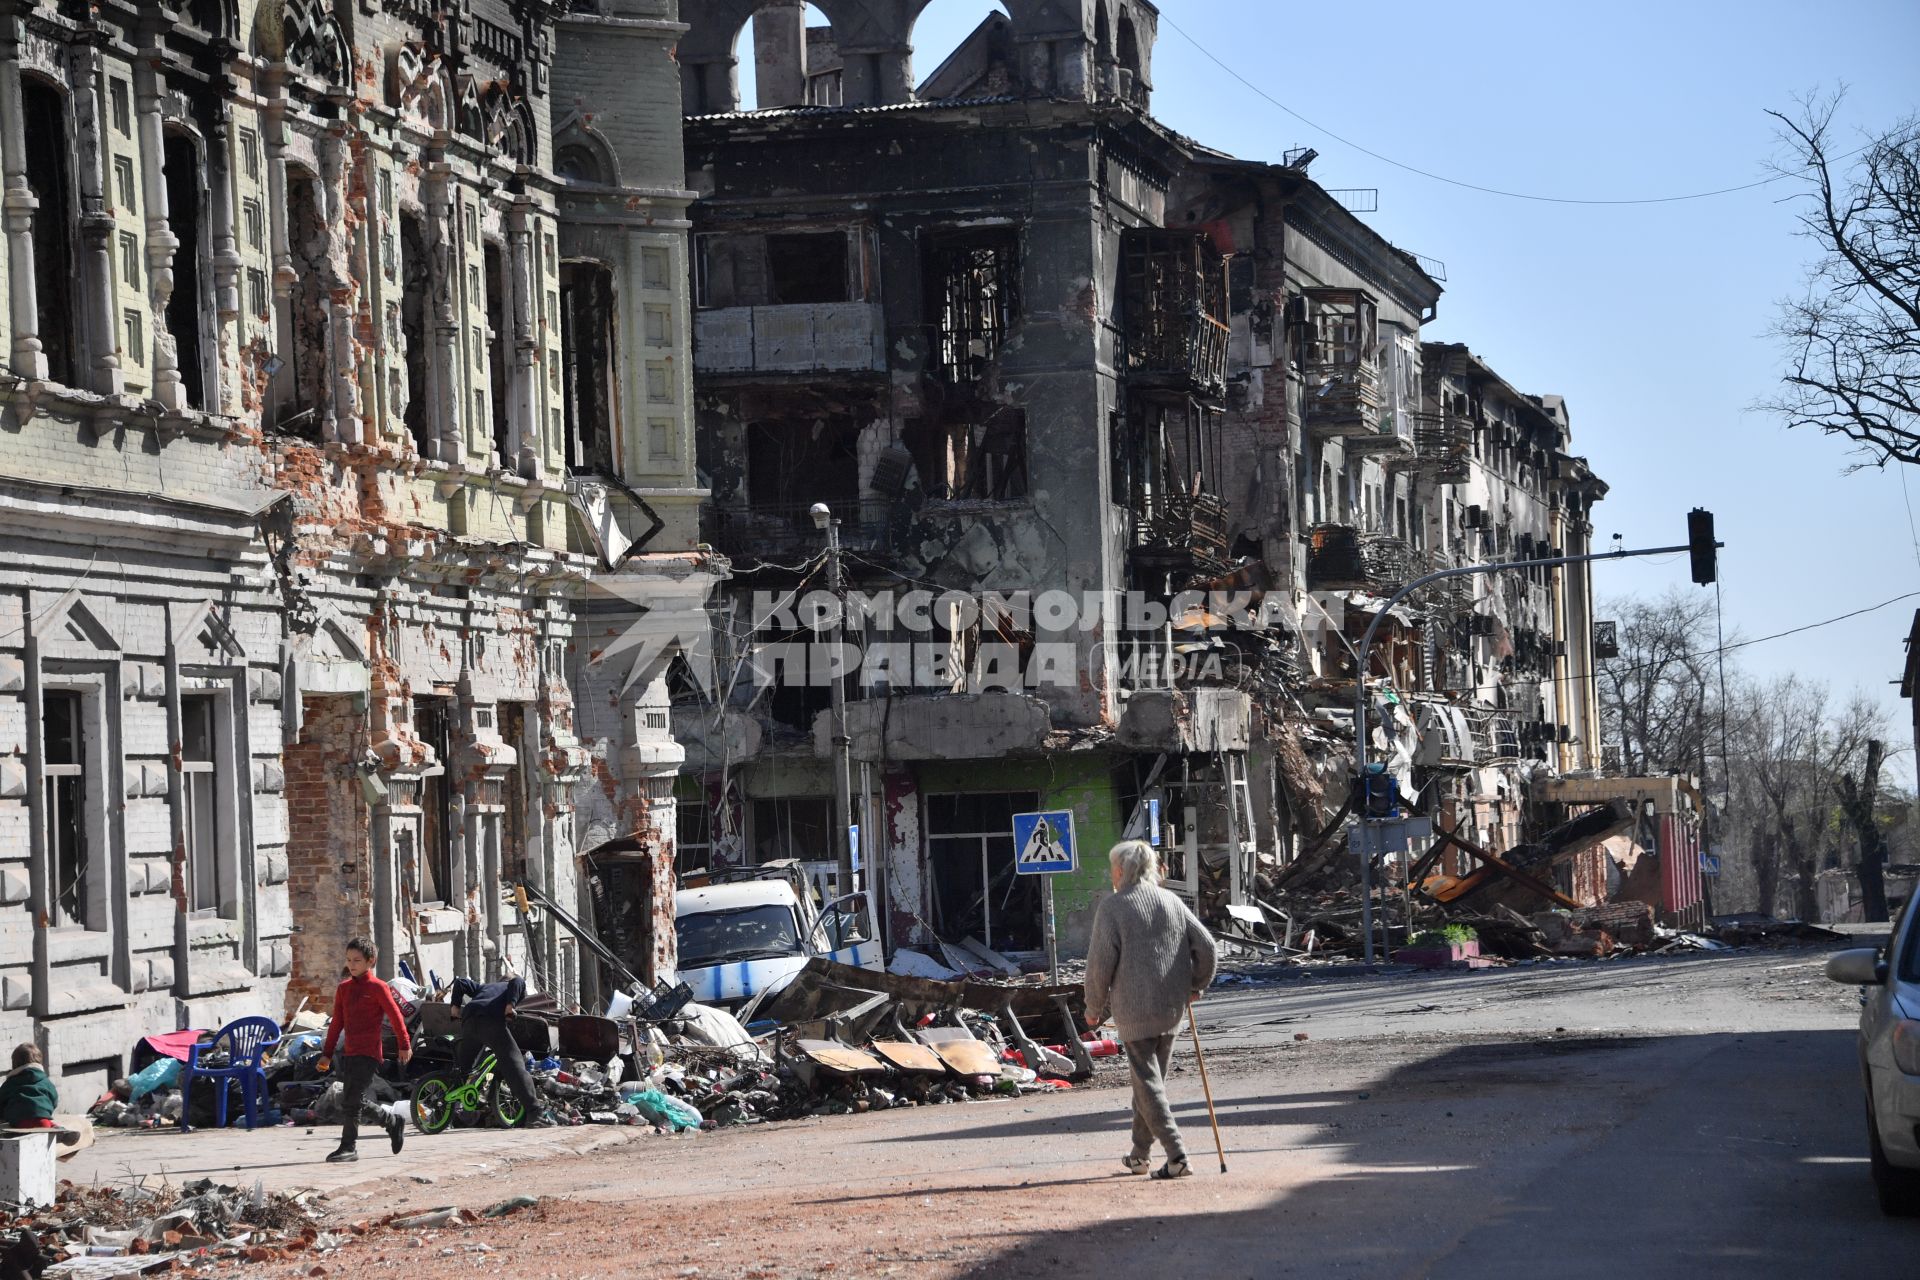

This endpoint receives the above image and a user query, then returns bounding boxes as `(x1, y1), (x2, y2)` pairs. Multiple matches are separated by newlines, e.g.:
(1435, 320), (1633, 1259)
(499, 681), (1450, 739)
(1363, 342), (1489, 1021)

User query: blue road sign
(1146, 798), (1162, 847)
(1700, 852), (1721, 876)
(1012, 809), (1077, 875)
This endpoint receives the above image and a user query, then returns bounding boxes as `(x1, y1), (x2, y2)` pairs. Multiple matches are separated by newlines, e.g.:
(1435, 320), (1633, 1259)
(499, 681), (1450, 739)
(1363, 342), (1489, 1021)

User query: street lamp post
(812, 503), (857, 897)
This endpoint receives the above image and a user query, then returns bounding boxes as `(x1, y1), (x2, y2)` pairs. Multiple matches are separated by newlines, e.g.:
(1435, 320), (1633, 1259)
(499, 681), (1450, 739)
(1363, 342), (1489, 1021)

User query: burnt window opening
(181, 693), (229, 916)
(929, 229), (1019, 384)
(766, 232), (847, 304)
(42, 690), (91, 929)
(272, 171), (329, 438)
(912, 403), (1028, 501)
(1124, 398), (1227, 559)
(22, 79), (79, 386)
(696, 229), (867, 308)
(559, 261), (616, 475)
(751, 796), (832, 865)
(745, 418), (861, 510)
(415, 697), (454, 905)
(483, 242), (513, 470)
(162, 133), (208, 410)
(398, 211), (433, 457)
(1121, 229), (1228, 387)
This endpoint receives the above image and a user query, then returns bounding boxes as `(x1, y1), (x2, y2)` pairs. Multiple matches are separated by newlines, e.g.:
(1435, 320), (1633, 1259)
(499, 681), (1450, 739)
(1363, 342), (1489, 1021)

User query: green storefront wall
(912, 751), (1128, 953)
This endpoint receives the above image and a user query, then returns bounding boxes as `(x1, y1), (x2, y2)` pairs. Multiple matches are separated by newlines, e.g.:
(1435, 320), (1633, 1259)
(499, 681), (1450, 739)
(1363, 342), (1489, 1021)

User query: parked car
(1826, 900), (1920, 1215)
(673, 865), (882, 1009)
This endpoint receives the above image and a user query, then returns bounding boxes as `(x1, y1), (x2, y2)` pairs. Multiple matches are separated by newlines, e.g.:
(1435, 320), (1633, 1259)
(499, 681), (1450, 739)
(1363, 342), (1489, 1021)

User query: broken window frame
(161, 129), (212, 410)
(924, 791), (1042, 952)
(180, 691), (232, 918)
(270, 168), (329, 439)
(483, 239), (514, 470)
(559, 259), (617, 476)
(750, 795), (833, 866)
(927, 226), (1020, 385)
(41, 685), (102, 932)
(398, 208), (436, 458)
(693, 226), (875, 309)
(1120, 228), (1229, 389)
(500, 702), (530, 885)
(414, 696), (455, 907)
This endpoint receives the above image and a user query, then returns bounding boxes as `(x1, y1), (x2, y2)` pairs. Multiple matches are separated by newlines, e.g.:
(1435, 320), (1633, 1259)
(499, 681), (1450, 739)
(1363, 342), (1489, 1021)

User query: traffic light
(1687, 508), (1717, 586)
(1354, 762), (1402, 820)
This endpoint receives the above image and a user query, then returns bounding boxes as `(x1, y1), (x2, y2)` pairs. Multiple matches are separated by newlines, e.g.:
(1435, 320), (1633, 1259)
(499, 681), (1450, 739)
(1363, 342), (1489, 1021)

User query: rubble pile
(0, 1177), (340, 1273)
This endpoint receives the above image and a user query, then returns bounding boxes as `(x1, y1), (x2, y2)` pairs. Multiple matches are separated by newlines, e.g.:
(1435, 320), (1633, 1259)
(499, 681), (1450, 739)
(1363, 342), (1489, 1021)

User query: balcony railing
(1405, 411), (1474, 482)
(1133, 490), (1229, 564)
(1302, 359), (1384, 435)
(1126, 311), (1230, 395)
(1305, 523), (1412, 592)
(703, 499), (894, 562)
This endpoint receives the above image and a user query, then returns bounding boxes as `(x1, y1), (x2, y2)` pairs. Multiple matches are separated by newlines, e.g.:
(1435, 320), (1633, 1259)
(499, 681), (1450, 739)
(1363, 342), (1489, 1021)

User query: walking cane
(1186, 1000), (1227, 1173)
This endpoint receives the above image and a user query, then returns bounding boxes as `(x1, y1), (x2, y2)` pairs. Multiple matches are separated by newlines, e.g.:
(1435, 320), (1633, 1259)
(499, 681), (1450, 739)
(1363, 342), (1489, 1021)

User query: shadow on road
(951, 1029), (1912, 1280)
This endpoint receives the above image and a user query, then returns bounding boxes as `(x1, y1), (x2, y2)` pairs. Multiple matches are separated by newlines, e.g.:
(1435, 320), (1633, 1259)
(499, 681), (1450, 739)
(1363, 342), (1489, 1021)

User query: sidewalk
(58, 1119), (652, 1199)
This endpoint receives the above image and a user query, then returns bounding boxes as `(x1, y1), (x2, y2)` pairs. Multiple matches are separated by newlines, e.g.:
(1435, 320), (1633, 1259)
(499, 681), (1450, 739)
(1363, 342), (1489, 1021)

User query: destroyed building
(667, 0), (1642, 958)
(0, 0), (717, 1092)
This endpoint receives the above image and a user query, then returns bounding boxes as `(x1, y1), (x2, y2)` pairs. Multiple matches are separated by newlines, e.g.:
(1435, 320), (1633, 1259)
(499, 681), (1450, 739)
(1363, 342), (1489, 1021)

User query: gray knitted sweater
(1083, 882), (1218, 1042)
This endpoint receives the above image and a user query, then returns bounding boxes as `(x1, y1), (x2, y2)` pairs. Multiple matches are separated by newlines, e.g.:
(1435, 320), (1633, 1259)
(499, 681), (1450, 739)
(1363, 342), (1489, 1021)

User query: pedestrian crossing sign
(1012, 809), (1077, 875)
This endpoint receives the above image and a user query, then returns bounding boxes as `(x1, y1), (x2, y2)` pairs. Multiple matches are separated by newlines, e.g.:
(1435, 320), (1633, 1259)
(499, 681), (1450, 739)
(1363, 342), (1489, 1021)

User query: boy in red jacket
(315, 937), (412, 1162)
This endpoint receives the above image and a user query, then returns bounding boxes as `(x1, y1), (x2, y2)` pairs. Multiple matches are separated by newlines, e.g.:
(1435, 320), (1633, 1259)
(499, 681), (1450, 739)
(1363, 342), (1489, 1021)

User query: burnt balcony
(1402, 411), (1474, 482)
(1131, 490), (1230, 567)
(703, 499), (894, 563)
(1302, 359), (1385, 437)
(1121, 229), (1230, 397)
(1345, 406), (1416, 458)
(1305, 523), (1413, 593)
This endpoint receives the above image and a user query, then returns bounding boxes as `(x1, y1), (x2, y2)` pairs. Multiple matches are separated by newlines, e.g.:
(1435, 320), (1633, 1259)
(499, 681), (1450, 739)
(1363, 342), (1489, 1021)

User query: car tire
(1866, 1094), (1920, 1217)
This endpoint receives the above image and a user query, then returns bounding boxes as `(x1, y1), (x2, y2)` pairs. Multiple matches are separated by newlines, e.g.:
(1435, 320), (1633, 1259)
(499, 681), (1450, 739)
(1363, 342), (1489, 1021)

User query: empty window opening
(22, 79), (79, 386)
(1121, 229), (1227, 386)
(911, 0), (1013, 100)
(162, 133), (208, 409)
(674, 777), (712, 876)
(415, 697), (454, 905)
(911, 404), (1027, 501)
(697, 229), (863, 308)
(559, 261), (616, 474)
(181, 694), (229, 916)
(398, 210), (434, 457)
(272, 171), (329, 437)
(42, 690), (92, 929)
(737, 3), (834, 111)
(484, 242), (513, 469)
(929, 228), (1018, 384)
(499, 702), (528, 884)
(745, 417), (860, 509)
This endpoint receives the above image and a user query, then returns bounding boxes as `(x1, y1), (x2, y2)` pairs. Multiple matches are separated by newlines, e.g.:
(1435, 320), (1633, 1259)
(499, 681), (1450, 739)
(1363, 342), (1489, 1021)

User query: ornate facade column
(316, 118), (358, 444)
(425, 162), (461, 464)
(507, 200), (539, 479)
(70, 36), (124, 395)
(0, 16), (46, 378)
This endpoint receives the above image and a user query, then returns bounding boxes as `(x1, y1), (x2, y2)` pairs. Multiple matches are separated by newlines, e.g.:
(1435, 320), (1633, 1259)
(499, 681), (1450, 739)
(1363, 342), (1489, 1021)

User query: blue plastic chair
(180, 1016), (281, 1132)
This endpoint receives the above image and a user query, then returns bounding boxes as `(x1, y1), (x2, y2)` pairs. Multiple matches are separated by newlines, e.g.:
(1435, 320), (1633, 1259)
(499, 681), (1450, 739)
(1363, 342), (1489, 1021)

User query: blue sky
(748, 0), (1920, 769)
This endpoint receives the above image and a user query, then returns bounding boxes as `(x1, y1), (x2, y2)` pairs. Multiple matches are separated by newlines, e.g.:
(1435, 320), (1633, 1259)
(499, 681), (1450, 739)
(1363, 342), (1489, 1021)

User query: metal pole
(825, 518), (855, 897)
(1044, 874), (1058, 984)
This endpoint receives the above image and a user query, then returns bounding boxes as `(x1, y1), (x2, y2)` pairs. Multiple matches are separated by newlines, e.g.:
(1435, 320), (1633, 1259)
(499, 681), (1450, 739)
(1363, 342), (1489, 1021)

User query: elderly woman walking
(1083, 839), (1218, 1180)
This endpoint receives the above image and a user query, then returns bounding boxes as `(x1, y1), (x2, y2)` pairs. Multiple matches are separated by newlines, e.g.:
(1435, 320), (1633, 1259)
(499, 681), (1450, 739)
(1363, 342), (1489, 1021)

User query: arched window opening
(163, 132), (209, 410)
(1116, 9), (1142, 102)
(22, 79), (78, 386)
(910, 0), (1012, 100)
(736, 3), (835, 110)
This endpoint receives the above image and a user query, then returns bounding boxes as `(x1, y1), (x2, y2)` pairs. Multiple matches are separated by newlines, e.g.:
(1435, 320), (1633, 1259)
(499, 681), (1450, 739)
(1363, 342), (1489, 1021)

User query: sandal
(1151, 1158), (1192, 1180)
(1121, 1154), (1151, 1175)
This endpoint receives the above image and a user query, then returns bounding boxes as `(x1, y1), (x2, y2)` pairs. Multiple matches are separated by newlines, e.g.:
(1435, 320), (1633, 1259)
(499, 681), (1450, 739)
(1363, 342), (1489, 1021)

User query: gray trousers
(1126, 1034), (1186, 1162)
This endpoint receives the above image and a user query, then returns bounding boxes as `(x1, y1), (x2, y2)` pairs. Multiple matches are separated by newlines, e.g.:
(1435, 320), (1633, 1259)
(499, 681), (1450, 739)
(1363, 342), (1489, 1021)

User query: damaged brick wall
(283, 695), (372, 1015)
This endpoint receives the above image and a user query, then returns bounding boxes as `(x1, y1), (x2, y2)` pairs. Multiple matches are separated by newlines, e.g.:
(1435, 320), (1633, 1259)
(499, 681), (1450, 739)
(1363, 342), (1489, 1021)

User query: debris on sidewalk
(0, 1176), (338, 1273)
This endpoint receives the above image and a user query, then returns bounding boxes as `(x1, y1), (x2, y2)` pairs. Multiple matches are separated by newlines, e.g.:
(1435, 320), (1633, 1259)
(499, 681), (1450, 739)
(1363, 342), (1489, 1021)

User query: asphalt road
(225, 942), (1914, 1280)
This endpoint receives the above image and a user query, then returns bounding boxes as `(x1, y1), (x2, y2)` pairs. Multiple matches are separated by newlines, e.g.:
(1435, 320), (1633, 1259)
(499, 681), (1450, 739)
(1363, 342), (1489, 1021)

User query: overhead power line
(1159, 13), (1863, 207)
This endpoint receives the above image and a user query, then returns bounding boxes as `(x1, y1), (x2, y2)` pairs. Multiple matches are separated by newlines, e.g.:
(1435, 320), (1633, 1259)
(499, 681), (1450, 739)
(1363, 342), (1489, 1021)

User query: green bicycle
(409, 1049), (529, 1134)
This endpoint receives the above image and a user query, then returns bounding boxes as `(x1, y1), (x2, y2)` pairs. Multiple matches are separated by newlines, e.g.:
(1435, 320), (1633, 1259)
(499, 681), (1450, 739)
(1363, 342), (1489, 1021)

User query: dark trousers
(457, 1014), (541, 1113)
(336, 1054), (381, 1149)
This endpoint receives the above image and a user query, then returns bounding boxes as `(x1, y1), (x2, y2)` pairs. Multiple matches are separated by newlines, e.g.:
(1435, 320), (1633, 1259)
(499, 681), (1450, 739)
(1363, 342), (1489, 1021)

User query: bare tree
(1760, 94), (1920, 468)
(1727, 675), (1890, 919)
(1839, 739), (1893, 921)
(1598, 590), (1717, 778)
